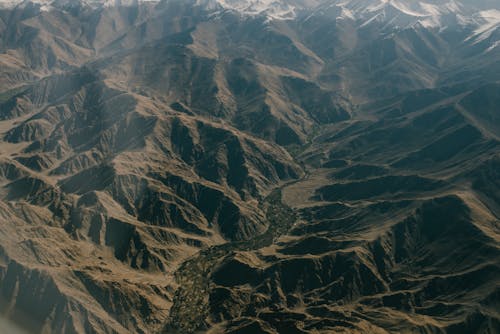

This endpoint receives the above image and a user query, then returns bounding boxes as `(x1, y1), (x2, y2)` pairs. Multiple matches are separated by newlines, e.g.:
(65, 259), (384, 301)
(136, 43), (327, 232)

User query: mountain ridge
(0, 0), (499, 332)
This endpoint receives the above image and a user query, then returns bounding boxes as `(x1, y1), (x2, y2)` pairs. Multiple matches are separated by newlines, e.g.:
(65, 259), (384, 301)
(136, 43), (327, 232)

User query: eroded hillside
(0, 0), (499, 333)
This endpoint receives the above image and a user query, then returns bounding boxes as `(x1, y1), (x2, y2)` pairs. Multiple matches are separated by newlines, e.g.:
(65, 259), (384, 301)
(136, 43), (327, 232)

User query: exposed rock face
(209, 196), (500, 333)
(0, 0), (499, 333)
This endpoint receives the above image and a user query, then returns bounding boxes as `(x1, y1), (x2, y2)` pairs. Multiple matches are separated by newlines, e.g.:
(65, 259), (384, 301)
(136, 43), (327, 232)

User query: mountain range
(0, 0), (499, 333)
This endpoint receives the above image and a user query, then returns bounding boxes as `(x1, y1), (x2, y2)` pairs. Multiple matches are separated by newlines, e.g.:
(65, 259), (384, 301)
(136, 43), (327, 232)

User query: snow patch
(466, 9), (500, 43)
(0, 0), (159, 9)
(215, 0), (297, 20)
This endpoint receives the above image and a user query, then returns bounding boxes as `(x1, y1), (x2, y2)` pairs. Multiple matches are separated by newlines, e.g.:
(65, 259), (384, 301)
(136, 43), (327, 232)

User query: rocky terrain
(0, 0), (498, 333)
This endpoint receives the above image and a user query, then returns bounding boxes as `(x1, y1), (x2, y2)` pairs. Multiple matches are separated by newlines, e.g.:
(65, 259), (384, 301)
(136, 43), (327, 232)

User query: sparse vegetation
(166, 189), (297, 333)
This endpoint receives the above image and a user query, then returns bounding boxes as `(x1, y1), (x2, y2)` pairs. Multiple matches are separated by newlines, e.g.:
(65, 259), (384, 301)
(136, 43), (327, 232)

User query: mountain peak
(0, 0), (159, 10)
(210, 0), (299, 19)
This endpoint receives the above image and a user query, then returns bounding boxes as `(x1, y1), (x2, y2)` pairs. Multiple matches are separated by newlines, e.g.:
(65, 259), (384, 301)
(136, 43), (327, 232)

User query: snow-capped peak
(466, 9), (500, 43)
(0, 0), (159, 10)
(207, 0), (499, 25)
(213, 0), (298, 20)
(335, 0), (469, 28)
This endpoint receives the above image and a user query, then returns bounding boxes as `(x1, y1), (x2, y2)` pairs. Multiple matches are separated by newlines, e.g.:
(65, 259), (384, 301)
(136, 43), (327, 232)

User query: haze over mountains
(0, 0), (498, 333)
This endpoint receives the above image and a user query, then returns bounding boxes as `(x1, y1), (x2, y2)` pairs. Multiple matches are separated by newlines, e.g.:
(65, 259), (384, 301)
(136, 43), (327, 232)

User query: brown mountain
(0, 0), (499, 333)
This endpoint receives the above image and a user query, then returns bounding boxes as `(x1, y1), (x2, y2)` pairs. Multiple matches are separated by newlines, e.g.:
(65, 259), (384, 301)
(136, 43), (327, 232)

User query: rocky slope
(0, 0), (498, 333)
